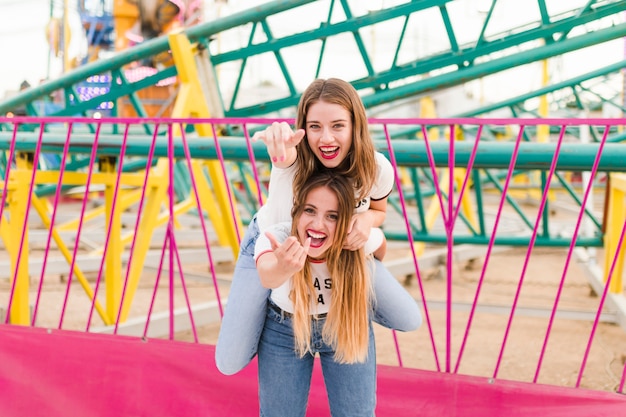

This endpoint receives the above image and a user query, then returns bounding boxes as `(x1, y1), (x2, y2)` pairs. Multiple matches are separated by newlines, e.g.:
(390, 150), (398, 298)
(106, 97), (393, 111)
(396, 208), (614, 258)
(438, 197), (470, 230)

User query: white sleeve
(372, 152), (395, 201)
(255, 164), (297, 232)
(364, 227), (384, 256)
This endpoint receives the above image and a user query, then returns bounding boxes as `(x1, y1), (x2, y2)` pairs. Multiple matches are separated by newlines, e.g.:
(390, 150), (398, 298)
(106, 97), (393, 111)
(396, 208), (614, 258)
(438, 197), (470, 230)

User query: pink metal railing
(0, 116), (625, 395)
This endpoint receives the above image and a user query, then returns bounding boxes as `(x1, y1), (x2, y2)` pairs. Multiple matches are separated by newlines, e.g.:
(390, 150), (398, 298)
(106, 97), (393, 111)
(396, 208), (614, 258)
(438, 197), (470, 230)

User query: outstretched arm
(257, 232), (311, 289)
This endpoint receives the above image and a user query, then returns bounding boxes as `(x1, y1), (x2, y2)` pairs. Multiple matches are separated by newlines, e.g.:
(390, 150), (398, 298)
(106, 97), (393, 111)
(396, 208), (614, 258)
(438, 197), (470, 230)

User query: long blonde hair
(289, 171), (374, 364)
(293, 78), (377, 204)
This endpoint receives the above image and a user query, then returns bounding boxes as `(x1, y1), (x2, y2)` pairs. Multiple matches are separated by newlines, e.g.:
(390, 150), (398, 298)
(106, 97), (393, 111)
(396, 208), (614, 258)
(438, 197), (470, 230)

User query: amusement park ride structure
(2, 0), (626, 120)
(1, 0), (626, 333)
(1, 1), (626, 415)
(2, 0), (626, 341)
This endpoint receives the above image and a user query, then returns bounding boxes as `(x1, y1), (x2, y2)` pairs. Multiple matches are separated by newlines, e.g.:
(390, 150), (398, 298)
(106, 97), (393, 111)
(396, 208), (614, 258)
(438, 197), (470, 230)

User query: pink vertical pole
(384, 122), (440, 371)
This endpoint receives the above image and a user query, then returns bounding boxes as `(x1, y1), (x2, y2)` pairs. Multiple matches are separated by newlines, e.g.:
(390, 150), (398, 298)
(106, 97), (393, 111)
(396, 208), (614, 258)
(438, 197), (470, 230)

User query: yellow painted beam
(411, 114), (478, 257)
(455, 168), (478, 230)
(6, 155), (32, 324)
(511, 57), (555, 203)
(101, 157), (124, 323)
(604, 173), (626, 293)
(33, 170), (150, 232)
(31, 195), (110, 324)
(118, 159), (170, 322)
(60, 188), (144, 234)
(168, 31), (243, 258)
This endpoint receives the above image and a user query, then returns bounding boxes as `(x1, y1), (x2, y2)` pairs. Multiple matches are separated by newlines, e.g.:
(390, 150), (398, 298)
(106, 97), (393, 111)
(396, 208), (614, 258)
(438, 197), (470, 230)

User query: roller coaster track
(1, 0), (626, 119)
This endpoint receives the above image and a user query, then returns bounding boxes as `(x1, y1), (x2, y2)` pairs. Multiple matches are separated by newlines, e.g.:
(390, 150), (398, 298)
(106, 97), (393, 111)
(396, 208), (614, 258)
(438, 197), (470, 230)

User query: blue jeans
(369, 259), (423, 331)
(215, 217), (422, 375)
(215, 217), (269, 375)
(258, 305), (376, 417)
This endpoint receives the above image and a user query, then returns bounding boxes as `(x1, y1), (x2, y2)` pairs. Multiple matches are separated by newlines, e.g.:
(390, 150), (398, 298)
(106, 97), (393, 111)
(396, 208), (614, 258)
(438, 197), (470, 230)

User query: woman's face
(305, 101), (353, 169)
(296, 185), (339, 260)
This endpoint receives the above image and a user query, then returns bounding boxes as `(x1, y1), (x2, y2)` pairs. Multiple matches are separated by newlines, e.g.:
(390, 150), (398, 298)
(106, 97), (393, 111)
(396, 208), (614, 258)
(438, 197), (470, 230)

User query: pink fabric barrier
(0, 324), (624, 417)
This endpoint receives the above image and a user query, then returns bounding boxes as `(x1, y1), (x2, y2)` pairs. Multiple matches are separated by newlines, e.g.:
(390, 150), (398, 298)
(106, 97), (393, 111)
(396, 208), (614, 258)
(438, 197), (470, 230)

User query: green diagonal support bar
(1, 132), (625, 172)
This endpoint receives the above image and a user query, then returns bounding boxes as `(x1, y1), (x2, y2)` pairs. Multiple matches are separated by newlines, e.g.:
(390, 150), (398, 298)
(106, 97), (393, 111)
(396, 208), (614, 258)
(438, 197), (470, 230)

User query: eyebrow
(306, 118), (349, 124)
(303, 203), (339, 214)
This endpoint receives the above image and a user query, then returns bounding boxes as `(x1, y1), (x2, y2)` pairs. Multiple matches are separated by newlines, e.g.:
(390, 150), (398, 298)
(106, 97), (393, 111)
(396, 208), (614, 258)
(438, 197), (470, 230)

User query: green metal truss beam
(1, 0), (625, 120)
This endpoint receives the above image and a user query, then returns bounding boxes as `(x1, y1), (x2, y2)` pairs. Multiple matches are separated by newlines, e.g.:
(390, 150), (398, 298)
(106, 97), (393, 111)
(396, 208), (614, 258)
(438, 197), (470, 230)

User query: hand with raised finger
(252, 122), (304, 168)
(343, 216), (371, 251)
(266, 232), (310, 276)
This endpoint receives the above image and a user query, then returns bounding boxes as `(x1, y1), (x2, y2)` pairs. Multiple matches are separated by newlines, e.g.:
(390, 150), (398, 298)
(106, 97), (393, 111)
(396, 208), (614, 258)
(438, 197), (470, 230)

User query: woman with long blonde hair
(216, 78), (421, 376)
(255, 170), (383, 416)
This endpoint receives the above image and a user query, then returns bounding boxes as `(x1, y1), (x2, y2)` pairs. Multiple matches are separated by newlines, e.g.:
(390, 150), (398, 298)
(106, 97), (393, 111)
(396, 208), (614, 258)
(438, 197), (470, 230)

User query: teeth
(308, 230), (326, 239)
(320, 147), (338, 154)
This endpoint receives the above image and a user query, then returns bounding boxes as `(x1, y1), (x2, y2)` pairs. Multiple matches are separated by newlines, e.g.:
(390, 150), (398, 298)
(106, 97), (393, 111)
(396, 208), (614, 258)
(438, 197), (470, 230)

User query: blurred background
(1, 0), (625, 119)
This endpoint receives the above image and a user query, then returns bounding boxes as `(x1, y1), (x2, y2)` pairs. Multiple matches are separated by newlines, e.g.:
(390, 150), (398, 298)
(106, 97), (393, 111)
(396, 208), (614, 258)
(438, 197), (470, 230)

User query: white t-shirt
(254, 222), (382, 315)
(255, 151), (395, 232)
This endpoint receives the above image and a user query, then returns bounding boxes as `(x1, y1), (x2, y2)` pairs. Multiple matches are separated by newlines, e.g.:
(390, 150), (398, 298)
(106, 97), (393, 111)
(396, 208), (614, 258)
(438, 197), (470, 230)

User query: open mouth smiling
(307, 230), (327, 248)
(319, 146), (339, 159)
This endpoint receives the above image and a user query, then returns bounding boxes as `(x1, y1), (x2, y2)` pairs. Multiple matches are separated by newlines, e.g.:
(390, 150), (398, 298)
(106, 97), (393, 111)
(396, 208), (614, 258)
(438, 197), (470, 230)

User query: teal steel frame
(1, 0), (625, 121)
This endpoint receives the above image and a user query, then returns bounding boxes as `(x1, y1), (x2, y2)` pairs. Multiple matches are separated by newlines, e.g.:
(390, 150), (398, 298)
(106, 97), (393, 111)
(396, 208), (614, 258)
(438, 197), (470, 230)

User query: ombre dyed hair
(289, 170), (373, 364)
